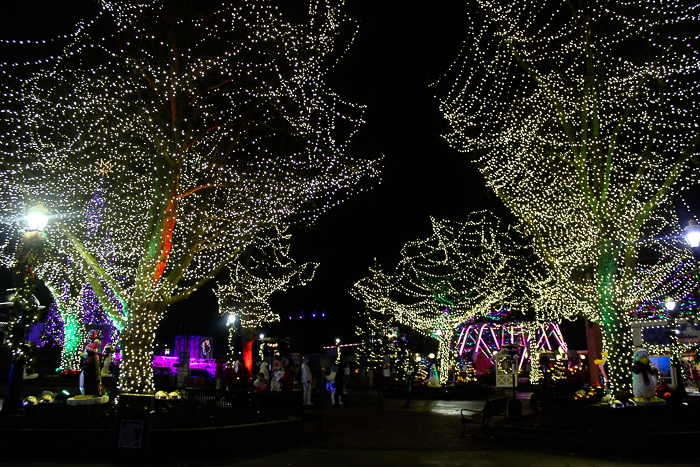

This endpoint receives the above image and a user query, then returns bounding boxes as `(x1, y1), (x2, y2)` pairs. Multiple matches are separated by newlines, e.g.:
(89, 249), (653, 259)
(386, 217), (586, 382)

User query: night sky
(0, 1), (589, 357)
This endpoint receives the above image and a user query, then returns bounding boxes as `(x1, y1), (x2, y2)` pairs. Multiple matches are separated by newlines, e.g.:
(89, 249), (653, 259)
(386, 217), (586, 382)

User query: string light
(0, 0), (379, 394)
(215, 224), (318, 371)
(435, 0), (700, 392)
(352, 212), (550, 384)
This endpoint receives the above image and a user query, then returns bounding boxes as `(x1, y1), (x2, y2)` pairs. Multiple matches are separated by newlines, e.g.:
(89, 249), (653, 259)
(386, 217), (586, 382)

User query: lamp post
(1, 204), (48, 418)
(501, 343), (523, 416)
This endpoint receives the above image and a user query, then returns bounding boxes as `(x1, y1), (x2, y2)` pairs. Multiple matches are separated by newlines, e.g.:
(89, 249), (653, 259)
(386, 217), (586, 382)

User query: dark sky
(1, 1), (588, 356)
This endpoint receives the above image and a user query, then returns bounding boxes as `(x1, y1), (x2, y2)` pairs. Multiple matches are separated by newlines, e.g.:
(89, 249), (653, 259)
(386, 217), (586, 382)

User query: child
(253, 372), (268, 392)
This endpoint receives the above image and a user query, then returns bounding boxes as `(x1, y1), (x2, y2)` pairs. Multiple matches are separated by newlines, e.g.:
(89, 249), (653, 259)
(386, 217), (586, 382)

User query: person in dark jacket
(333, 364), (348, 407)
(236, 359), (251, 389)
(373, 365), (385, 408)
(278, 357), (296, 392)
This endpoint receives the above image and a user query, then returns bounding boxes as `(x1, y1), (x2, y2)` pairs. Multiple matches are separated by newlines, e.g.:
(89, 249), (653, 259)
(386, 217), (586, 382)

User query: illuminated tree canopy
(0, 0), (379, 393)
(352, 212), (546, 383)
(215, 224), (317, 371)
(436, 0), (699, 390)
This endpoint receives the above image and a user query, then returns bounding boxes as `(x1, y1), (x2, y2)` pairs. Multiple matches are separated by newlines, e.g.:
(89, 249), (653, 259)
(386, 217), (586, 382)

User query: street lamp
(664, 298), (676, 312)
(684, 220), (700, 249)
(2, 204), (48, 418)
(25, 204), (49, 232)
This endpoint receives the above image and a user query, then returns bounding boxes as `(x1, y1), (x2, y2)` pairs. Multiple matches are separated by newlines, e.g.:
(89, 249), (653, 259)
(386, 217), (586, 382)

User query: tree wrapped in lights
(437, 0), (700, 391)
(215, 225), (318, 373)
(352, 212), (545, 383)
(355, 264), (412, 374)
(0, 0), (378, 393)
(38, 183), (125, 370)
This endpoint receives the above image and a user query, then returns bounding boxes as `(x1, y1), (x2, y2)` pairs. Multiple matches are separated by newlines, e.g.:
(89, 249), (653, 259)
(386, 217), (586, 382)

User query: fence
(166, 387), (303, 415)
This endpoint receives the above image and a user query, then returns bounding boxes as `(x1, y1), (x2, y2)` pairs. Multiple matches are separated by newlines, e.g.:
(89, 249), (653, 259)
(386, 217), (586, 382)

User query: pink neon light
(489, 327), (499, 353)
(537, 324), (552, 351)
(552, 324), (569, 353)
(536, 326), (547, 348)
(458, 325), (471, 355)
(476, 324), (486, 356)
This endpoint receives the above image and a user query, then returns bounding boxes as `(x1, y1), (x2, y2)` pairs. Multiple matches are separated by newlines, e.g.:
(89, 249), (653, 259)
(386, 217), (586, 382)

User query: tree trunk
(597, 241), (633, 393)
(526, 323), (543, 384)
(118, 301), (166, 394)
(61, 312), (85, 370)
(436, 332), (453, 385)
(241, 327), (255, 375)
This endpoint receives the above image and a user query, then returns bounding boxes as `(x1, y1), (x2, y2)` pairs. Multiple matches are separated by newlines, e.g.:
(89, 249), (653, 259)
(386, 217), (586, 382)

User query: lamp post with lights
(1, 204), (49, 418)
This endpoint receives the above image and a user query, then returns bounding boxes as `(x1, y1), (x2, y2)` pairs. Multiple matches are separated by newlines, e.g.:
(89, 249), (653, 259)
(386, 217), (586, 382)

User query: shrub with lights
(0, 0), (379, 394)
(436, 0), (700, 392)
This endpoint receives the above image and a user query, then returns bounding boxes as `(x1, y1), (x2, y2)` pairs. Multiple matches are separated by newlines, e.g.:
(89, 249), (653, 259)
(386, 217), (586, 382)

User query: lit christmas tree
(0, 0), (379, 393)
(352, 212), (546, 383)
(436, 0), (700, 392)
(551, 357), (568, 382)
(215, 225), (318, 373)
(462, 361), (477, 383)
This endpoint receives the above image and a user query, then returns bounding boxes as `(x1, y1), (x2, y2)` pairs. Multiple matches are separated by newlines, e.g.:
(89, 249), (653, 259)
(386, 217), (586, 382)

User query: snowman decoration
(632, 348), (658, 400)
(428, 363), (440, 386)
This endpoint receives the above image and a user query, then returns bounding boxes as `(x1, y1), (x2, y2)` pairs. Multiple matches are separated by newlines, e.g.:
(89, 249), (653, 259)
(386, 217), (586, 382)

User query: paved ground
(1, 389), (699, 466)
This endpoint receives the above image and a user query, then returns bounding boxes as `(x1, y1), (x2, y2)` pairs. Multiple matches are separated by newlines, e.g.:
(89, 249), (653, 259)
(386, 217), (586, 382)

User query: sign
(118, 420), (143, 449)
(678, 323), (700, 344)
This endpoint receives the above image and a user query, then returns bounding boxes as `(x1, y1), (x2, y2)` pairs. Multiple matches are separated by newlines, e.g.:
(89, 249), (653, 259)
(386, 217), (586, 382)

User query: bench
(460, 397), (509, 436)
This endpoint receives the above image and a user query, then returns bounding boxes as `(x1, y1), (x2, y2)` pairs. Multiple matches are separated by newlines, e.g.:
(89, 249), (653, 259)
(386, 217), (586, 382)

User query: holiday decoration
(436, 0), (700, 392)
(0, 0), (379, 393)
(454, 320), (568, 382)
(38, 183), (124, 370)
(632, 348), (659, 401)
(355, 260), (413, 373)
(352, 212), (549, 383)
(216, 225), (318, 372)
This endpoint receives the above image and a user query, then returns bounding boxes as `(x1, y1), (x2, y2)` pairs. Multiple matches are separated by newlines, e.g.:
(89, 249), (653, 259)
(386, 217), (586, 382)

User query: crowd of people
(212, 357), (422, 409)
(213, 356), (300, 394)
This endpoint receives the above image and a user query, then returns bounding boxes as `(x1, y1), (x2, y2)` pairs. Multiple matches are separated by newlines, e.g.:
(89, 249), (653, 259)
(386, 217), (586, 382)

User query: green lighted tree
(437, 0), (700, 391)
(0, 0), (379, 393)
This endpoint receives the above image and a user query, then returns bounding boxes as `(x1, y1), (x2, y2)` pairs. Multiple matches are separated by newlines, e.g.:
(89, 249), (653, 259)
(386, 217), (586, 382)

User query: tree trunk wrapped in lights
(352, 212), (546, 384)
(215, 225), (317, 373)
(436, 0), (700, 392)
(0, 1), (378, 394)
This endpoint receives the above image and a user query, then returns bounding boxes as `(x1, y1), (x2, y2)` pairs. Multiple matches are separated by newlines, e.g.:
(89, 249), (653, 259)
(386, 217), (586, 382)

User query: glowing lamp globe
(665, 299), (676, 311)
(26, 204), (49, 231)
(684, 220), (700, 248)
(227, 314), (236, 325)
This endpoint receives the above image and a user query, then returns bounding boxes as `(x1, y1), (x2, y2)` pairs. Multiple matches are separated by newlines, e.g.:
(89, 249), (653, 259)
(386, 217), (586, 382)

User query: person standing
(328, 365), (338, 405)
(301, 357), (313, 406)
(236, 359), (251, 389)
(279, 357), (296, 392)
(373, 365), (385, 408)
(404, 369), (415, 407)
(215, 357), (225, 393)
(333, 364), (347, 407)
(260, 361), (269, 381)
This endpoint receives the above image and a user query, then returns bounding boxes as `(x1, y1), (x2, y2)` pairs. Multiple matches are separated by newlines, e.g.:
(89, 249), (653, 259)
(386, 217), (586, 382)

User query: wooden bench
(460, 397), (509, 436)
